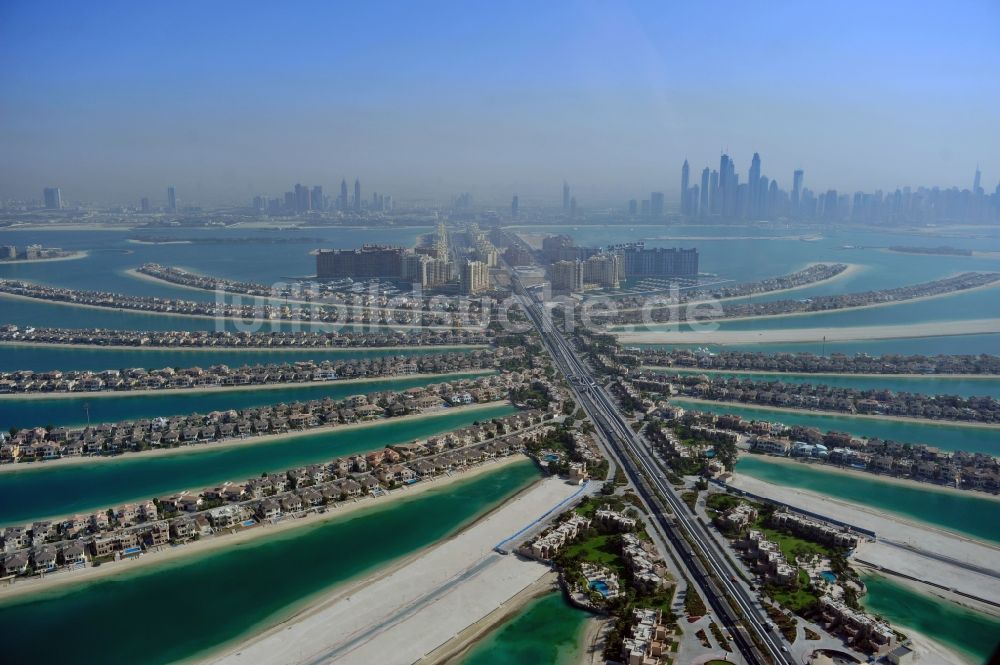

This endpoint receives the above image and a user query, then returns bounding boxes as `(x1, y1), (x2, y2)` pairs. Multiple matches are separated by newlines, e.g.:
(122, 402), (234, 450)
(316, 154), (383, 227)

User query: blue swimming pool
(820, 570), (836, 583)
(589, 580), (610, 597)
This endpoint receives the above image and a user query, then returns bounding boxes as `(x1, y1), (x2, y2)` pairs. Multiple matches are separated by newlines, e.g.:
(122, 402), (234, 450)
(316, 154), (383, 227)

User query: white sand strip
(203, 477), (581, 665)
(615, 318), (1000, 345)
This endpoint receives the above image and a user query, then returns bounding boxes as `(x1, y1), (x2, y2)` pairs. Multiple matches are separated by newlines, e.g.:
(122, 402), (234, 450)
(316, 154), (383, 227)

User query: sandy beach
(642, 365), (1000, 380)
(423, 573), (561, 664)
(725, 470), (1000, 607)
(0, 400), (510, 475)
(0, 250), (89, 265)
(673, 396), (1000, 430)
(0, 291), (479, 332)
(0, 455), (532, 603)
(202, 475), (581, 665)
(0, 369), (491, 401)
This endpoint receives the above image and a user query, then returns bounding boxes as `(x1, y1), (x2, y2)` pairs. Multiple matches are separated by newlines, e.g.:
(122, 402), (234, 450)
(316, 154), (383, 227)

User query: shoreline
(0, 455), (532, 603)
(195, 462), (551, 665)
(615, 318), (1000, 345)
(0, 369), (492, 401)
(0, 340), (487, 353)
(642, 365), (1000, 380)
(673, 396), (1000, 430)
(0, 400), (511, 475)
(855, 568), (987, 665)
(424, 573), (561, 664)
(739, 453), (1000, 504)
(0, 250), (89, 265)
(0, 291), (478, 333)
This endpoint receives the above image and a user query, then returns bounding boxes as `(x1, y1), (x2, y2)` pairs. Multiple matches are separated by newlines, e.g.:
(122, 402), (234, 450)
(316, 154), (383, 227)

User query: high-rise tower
(699, 167), (710, 218)
(354, 179), (361, 211)
(562, 181), (570, 211)
(680, 159), (690, 215)
(748, 152), (761, 218)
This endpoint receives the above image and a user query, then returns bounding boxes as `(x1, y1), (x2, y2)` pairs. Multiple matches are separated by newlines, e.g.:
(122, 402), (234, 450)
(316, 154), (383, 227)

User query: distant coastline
(0, 250), (89, 265)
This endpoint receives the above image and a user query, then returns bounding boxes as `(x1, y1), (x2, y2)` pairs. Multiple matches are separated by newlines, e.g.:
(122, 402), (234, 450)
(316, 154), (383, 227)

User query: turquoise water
(0, 343), (477, 373)
(862, 573), (1000, 664)
(0, 460), (542, 665)
(672, 398), (1000, 454)
(0, 403), (516, 525)
(0, 371), (489, 429)
(735, 456), (1000, 544)
(459, 591), (591, 665)
(658, 368), (1000, 398)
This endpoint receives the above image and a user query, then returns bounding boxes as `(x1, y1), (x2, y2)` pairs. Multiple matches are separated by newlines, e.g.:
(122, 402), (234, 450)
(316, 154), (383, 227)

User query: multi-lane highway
(509, 267), (797, 665)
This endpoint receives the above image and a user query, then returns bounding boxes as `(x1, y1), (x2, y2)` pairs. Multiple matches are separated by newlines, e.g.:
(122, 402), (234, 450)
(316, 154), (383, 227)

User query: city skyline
(2, 2), (999, 204)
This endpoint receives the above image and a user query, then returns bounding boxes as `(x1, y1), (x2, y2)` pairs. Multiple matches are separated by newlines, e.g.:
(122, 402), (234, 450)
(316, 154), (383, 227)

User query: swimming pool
(820, 570), (837, 583)
(589, 580), (611, 597)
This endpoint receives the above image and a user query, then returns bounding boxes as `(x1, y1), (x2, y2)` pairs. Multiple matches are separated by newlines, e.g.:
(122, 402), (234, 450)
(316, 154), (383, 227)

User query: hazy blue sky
(1, 1), (998, 206)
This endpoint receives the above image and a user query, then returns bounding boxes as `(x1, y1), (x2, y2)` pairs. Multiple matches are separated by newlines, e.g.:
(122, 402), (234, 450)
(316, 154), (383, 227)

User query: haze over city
(2, 1), (999, 205)
(2, 4), (1000, 665)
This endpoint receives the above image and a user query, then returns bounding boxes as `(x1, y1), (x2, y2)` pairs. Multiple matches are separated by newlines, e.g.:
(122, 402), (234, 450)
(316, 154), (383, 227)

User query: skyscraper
(167, 186), (177, 213)
(511, 194), (519, 219)
(791, 170), (804, 216)
(140, 197), (150, 213)
(709, 170), (720, 215)
(974, 166), (983, 194)
(340, 179), (349, 210)
(354, 179), (361, 211)
(680, 160), (690, 215)
(569, 196), (577, 217)
(748, 152), (761, 218)
(311, 186), (324, 211)
(562, 181), (570, 211)
(699, 168), (710, 218)
(294, 183), (311, 213)
(42, 187), (62, 209)
(650, 192), (665, 217)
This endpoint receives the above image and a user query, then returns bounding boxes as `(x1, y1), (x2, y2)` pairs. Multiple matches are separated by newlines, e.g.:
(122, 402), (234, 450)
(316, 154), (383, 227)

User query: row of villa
(636, 348), (1000, 376)
(605, 263), (847, 313)
(0, 415), (550, 580)
(0, 280), (485, 328)
(0, 373), (526, 463)
(616, 271), (1000, 323)
(658, 411), (1000, 493)
(0, 324), (492, 348)
(662, 371), (1000, 422)
(750, 435), (1000, 491)
(0, 350), (495, 395)
(137, 263), (489, 315)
